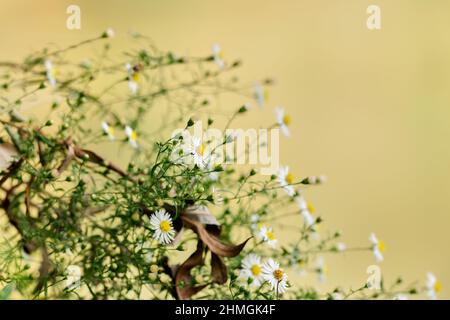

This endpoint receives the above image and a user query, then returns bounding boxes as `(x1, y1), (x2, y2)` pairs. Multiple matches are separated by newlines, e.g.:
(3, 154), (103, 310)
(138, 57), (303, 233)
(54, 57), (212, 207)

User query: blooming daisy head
(101, 121), (115, 140)
(125, 126), (138, 148)
(426, 272), (442, 300)
(188, 136), (209, 169)
(45, 60), (57, 87)
(275, 107), (291, 137)
(295, 196), (315, 226)
(278, 166), (296, 197)
(253, 83), (269, 107)
(369, 232), (385, 263)
(262, 259), (288, 295)
(257, 225), (277, 248)
(149, 209), (175, 245)
(212, 43), (224, 69)
(239, 254), (264, 287)
(125, 63), (140, 94)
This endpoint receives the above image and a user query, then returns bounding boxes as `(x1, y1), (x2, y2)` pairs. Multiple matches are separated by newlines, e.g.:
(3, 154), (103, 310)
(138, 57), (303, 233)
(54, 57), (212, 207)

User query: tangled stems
(0, 31), (424, 300)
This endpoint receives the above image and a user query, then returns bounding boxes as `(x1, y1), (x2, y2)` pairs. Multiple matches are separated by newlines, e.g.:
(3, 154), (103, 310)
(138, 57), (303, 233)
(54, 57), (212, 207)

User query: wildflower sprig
(0, 31), (435, 300)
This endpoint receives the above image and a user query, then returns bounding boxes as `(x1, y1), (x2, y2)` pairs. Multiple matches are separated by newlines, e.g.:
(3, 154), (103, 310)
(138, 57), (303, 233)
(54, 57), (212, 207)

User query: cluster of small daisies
(239, 254), (289, 295)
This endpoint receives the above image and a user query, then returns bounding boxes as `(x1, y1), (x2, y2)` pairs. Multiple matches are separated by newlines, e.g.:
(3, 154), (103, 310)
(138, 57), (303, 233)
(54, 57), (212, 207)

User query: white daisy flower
(295, 196), (315, 226)
(253, 83), (268, 107)
(125, 126), (138, 148)
(125, 63), (140, 94)
(257, 225), (277, 248)
(45, 60), (57, 87)
(187, 136), (208, 169)
(239, 254), (264, 287)
(426, 272), (442, 300)
(262, 259), (288, 295)
(331, 292), (344, 300)
(277, 166), (296, 197)
(149, 209), (175, 245)
(66, 265), (82, 290)
(212, 44), (225, 69)
(369, 232), (385, 263)
(275, 107), (291, 137)
(101, 121), (115, 140)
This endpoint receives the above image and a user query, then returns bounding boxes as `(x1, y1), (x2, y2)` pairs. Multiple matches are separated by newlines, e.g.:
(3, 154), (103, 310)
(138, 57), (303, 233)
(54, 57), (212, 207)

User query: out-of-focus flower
(253, 83), (268, 107)
(212, 44), (224, 69)
(125, 126), (138, 148)
(275, 107), (291, 137)
(369, 232), (385, 263)
(45, 60), (57, 87)
(257, 225), (277, 248)
(101, 121), (115, 140)
(426, 272), (442, 300)
(278, 166), (296, 197)
(126, 63), (140, 94)
(295, 196), (315, 226)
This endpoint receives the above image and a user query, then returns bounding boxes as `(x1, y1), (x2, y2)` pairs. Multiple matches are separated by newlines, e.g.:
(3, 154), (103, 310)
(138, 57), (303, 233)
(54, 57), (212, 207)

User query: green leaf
(0, 283), (15, 300)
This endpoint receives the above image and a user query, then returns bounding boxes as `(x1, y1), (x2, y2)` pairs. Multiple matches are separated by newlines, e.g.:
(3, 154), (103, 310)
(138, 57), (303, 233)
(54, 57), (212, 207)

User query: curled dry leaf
(172, 205), (251, 299)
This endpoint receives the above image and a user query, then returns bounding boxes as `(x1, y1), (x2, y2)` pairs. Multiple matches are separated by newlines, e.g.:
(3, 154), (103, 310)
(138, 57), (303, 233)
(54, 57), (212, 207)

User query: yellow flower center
(377, 240), (385, 252)
(159, 220), (172, 233)
(273, 269), (284, 281)
(434, 281), (442, 293)
(107, 127), (115, 136)
(285, 173), (294, 184)
(266, 231), (276, 241)
(283, 115), (291, 126)
(307, 202), (315, 213)
(131, 72), (140, 82)
(130, 130), (137, 141)
(196, 143), (205, 156)
(250, 264), (261, 276)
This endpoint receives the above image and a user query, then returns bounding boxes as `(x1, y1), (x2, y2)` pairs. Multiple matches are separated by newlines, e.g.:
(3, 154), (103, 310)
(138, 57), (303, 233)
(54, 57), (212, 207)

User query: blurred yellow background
(1, 0), (449, 298)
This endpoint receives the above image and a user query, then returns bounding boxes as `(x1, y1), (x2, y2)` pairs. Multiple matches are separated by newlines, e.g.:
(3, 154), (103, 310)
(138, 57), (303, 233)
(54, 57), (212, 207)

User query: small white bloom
(275, 107), (291, 137)
(295, 196), (315, 226)
(212, 44), (224, 69)
(239, 254), (264, 287)
(125, 126), (138, 148)
(426, 272), (442, 300)
(336, 242), (347, 252)
(250, 214), (260, 231)
(125, 63), (139, 94)
(45, 60), (57, 87)
(331, 292), (344, 300)
(253, 83), (268, 107)
(369, 232), (385, 263)
(101, 121), (115, 140)
(149, 209), (175, 244)
(262, 259), (288, 294)
(105, 28), (115, 38)
(257, 225), (277, 248)
(66, 265), (82, 290)
(187, 136), (209, 169)
(278, 166), (296, 197)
